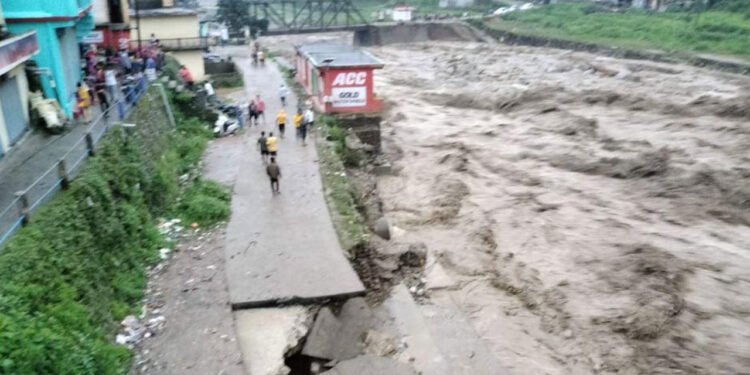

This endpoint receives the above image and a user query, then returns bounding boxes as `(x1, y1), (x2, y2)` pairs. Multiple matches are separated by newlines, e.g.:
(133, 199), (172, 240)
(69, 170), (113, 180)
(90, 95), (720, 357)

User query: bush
(211, 73), (244, 89)
(176, 180), (231, 225)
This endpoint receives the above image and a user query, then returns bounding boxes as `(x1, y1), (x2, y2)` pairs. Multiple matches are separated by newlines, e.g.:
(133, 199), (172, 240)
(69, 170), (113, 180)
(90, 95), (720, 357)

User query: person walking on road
(266, 157), (281, 195)
(301, 107), (315, 146)
(248, 100), (258, 126)
(258, 50), (266, 66)
(267, 132), (279, 158)
(258, 131), (269, 163)
(256, 95), (266, 125)
(279, 84), (289, 107)
(294, 108), (304, 143)
(276, 108), (287, 138)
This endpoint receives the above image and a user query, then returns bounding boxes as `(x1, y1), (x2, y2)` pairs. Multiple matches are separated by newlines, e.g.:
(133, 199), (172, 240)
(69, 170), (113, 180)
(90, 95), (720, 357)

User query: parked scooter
(213, 112), (239, 137)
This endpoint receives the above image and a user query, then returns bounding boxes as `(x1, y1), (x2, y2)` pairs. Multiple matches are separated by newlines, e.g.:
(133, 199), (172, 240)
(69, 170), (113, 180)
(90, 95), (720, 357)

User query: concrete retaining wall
(334, 113), (382, 151)
(354, 22), (486, 47)
(205, 61), (237, 75)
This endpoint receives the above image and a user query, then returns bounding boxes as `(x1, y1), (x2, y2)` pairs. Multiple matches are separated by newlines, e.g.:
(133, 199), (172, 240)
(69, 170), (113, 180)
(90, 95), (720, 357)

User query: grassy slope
(483, 2), (750, 59)
(0, 86), (229, 374)
(349, 0), (506, 22)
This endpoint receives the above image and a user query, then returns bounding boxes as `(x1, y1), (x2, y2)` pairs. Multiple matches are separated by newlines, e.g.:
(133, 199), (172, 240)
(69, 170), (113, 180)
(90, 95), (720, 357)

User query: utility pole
(135, 0), (142, 51)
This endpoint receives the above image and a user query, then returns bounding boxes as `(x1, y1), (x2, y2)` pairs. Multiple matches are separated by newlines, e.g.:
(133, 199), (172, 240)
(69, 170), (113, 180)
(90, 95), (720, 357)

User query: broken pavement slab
(235, 307), (312, 375)
(321, 355), (417, 375)
(302, 298), (375, 361)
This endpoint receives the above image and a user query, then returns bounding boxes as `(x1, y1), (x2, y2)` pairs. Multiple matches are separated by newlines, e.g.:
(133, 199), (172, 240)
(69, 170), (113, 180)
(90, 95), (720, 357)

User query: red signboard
(0, 31), (39, 76)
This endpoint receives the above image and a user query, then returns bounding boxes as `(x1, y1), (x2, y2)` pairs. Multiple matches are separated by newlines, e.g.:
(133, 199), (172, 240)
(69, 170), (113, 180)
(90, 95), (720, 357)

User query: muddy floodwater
(373, 41), (750, 374)
(266, 33), (750, 374)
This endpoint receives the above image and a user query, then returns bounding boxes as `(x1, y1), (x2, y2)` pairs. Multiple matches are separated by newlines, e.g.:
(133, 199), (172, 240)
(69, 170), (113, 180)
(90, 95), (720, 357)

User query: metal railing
(141, 37), (216, 51)
(0, 76), (152, 248)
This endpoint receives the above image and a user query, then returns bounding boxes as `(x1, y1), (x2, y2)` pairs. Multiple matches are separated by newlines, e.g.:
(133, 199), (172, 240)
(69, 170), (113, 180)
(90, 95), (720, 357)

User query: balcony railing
(134, 37), (216, 51)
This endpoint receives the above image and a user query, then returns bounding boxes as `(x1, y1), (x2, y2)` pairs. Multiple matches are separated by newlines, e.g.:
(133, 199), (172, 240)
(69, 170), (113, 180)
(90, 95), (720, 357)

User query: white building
(392, 6), (414, 22)
(439, 0), (476, 8)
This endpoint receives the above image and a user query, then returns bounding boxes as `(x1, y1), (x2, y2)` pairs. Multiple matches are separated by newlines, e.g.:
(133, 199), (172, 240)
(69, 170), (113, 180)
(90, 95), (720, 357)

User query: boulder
(374, 217), (391, 240)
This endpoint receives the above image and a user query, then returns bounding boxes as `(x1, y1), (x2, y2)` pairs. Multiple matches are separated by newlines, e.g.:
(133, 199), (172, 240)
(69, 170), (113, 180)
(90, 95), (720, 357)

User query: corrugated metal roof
(297, 42), (384, 68)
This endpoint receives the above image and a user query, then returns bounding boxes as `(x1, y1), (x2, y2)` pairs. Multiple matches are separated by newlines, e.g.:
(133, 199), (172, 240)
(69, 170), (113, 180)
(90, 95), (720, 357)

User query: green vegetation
(176, 180), (231, 226)
(316, 116), (370, 252)
(0, 85), (229, 374)
(354, 0), (504, 21)
(482, 2), (750, 59)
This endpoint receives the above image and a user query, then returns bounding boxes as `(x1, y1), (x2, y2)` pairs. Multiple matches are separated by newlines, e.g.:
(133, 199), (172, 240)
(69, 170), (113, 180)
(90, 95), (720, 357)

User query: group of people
(251, 42), (266, 66)
(76, 38), (165, 122)
(274, 106), (314, 145)
(249, 84), (316, 195)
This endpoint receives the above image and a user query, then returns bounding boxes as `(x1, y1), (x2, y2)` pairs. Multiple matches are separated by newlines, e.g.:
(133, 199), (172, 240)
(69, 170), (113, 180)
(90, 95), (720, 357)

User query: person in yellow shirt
(266, 132), (279, 157)
(77, 82), (92, 122)
(293, 109), (303, 141)
(276, 109), (287, 138)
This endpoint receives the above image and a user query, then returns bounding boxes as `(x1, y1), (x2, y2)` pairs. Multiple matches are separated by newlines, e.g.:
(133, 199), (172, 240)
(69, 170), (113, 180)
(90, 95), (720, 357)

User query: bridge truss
(249, 0), (370, 35)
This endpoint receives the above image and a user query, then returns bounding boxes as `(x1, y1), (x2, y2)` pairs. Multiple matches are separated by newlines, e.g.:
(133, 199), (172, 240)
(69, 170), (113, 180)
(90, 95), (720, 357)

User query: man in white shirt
(300, 108), (314, 146)
(105, 66), (118, 102)
(204, 81), (215, 103)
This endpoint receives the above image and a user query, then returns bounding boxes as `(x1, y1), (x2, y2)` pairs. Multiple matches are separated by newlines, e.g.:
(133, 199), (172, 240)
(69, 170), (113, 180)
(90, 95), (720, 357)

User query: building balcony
(2, 0), (92, 21)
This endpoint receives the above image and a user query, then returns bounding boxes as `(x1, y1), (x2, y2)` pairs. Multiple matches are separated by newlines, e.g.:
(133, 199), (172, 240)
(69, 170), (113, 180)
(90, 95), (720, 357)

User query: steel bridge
(249, 0), (370, 35)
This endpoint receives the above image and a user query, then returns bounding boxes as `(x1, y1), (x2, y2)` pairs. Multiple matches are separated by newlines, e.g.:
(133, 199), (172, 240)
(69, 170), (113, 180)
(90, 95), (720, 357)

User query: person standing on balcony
(119, 49), (132, 74)
(145, 55), (157, 81)
(104, 64), (118, 102)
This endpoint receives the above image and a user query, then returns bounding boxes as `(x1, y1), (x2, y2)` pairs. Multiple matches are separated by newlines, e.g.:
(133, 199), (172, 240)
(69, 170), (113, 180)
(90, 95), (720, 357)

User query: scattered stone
(374, 217), (391, 240)
(159, 248), (171, 260)
(398, 243), (427, 268)
(563, 329), (574, 339)
(363, 330), (398, 357)
(424, 262), (455, 291)
(373, 163), (393, 176)
(373, 258), (399, 272)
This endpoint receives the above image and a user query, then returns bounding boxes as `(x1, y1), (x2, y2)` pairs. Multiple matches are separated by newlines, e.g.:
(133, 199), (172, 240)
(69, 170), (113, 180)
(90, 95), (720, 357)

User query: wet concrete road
(211, 46), (364, 308)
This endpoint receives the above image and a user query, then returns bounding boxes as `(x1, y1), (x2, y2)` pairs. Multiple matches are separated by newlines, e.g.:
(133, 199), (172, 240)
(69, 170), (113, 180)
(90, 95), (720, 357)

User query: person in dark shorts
(276, 108), (287, 138)
(248, 100), (258, 126)
(266, 132), (279, 157)
(257, 131), (269, 163)
(266, 157), (281, 195)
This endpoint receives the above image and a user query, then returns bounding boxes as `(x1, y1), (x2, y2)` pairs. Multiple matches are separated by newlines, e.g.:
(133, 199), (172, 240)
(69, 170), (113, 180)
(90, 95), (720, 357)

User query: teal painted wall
(2, 0), (93, 117)
(6, 22), (82, 117)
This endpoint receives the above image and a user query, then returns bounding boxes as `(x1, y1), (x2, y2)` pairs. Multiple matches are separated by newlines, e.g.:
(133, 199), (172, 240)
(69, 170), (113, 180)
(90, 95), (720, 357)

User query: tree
(217, 0), (252, 34)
